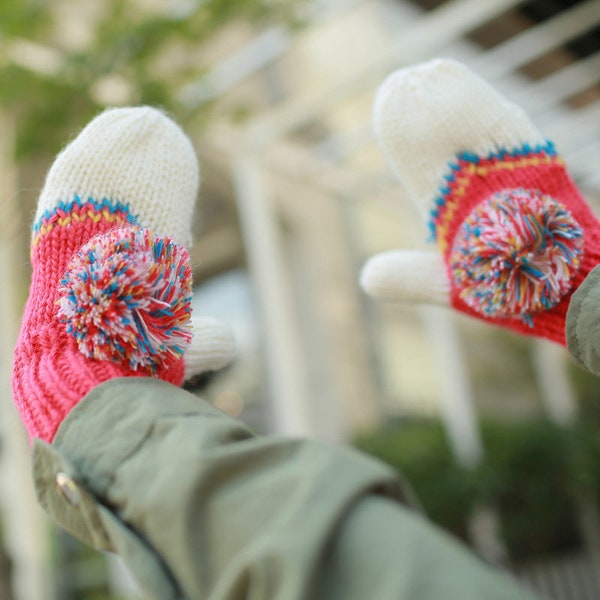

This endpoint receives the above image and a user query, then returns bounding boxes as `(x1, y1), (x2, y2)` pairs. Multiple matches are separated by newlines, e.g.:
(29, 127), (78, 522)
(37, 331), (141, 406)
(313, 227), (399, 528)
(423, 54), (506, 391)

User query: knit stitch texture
(372, 58), (600, 345)
(12, 107), (200, 442)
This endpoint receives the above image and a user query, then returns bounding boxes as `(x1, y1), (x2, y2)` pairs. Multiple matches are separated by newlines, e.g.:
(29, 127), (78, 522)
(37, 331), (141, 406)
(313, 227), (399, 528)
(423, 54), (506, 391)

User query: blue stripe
(33, 196), (139, 233)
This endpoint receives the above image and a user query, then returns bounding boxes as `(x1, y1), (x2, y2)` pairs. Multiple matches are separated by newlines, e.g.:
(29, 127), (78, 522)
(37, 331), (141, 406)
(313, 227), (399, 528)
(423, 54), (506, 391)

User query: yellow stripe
(435, 154), (562, 249)
(31, 211), (129, 248)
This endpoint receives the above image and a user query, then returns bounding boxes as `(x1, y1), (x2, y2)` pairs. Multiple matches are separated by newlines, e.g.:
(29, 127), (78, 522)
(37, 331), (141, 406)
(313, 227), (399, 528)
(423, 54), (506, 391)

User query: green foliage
(0, 0), (48, 37)
(569, 361), (600, 424)
(0, 0), (305, 158)
(0, 63), (97, 157)
(355, 417), (600, 561)
(478, 420), (584, 559)
(356, 420), (476, 540)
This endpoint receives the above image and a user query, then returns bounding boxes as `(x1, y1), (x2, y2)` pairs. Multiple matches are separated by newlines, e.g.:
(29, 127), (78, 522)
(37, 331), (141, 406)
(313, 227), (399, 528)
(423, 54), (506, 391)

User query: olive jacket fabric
(31, 378), (540, 599)
(567, 264), (600, 376)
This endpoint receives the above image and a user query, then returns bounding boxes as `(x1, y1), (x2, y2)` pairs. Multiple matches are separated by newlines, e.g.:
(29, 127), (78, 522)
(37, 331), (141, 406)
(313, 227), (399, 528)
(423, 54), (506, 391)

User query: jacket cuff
(32, 377), (413, 599)
(566, 264), (600, 375)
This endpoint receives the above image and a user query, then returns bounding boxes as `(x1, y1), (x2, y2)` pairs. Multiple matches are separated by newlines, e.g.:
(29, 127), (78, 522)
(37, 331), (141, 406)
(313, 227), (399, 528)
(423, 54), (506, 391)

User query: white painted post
(421, 307), (508, 565)
(421, 307), (483, 469)
(531, 341), (578, 427)
(0, 111), (54, 600)
(231, 153), (314, 437)
(531, 340), (600, 559)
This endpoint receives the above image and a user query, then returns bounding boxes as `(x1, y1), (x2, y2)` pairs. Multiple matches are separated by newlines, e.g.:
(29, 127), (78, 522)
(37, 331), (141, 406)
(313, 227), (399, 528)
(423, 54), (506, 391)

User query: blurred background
(1, 0), (600, 598)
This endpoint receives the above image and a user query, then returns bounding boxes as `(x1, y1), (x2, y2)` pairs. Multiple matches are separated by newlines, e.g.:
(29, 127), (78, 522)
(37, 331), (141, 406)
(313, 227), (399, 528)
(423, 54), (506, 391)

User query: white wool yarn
(185, 316), (237, 379)
(372, 58), (545, 220)
(360, 250), (450, 305)
(34, 106), (235, 377)
(35, 106), (199, 249)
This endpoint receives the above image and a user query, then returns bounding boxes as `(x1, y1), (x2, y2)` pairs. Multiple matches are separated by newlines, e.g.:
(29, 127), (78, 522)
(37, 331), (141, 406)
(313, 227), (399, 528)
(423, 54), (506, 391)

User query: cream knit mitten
(13, 107), (235, 442)
(361, 59), (600, 345)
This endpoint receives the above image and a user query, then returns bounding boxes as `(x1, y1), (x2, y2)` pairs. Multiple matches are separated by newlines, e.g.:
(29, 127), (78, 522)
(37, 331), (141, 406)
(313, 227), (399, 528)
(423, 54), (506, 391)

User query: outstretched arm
(34, 378), (540, 600)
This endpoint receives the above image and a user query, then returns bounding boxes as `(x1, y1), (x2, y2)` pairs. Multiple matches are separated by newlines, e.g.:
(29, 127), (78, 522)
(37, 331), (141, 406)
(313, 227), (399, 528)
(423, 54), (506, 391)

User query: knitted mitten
(12, 107), (234, 442)
(361, 59), (600, 345)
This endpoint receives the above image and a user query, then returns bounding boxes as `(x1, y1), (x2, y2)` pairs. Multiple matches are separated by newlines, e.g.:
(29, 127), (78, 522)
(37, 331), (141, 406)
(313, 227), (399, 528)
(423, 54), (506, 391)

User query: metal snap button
(55, 472), (80, 506)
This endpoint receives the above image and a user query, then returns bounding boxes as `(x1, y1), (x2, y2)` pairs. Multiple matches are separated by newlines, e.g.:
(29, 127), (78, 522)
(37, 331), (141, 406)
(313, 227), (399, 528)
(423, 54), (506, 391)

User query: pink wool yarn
(362, 59), (600, 346)
(58, 226), (194, 372)
(13, 199), (189, 443)
(429, 143), (600, 345)
(12, 107), (217, 443)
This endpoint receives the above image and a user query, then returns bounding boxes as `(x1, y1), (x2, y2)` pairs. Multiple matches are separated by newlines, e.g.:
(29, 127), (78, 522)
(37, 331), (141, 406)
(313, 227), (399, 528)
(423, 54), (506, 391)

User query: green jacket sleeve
(32, 378), (540, 600)
(567, 264), (600, 376)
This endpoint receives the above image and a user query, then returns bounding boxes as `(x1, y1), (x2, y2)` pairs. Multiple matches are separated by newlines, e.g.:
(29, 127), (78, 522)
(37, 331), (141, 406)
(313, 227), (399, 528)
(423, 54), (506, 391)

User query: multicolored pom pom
(58, 227), (193, 372)
(450, 189), (584, 324)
